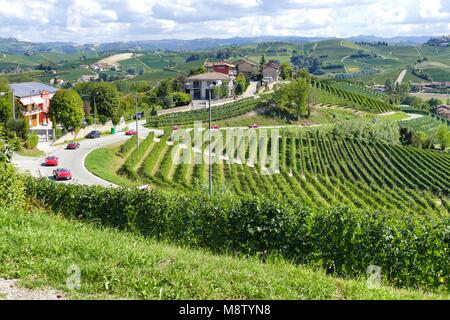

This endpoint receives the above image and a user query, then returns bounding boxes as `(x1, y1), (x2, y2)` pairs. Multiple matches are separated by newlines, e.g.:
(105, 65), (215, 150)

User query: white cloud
(0, 0), (448, 43)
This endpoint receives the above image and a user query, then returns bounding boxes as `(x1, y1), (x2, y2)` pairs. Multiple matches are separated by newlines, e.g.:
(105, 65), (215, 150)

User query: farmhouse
(204, 60), (237, 77)
(262, 62), (281, 82)
(185, 72), (233, 100)
(233, 58), (258, 79)
(9, 82), (59, 128)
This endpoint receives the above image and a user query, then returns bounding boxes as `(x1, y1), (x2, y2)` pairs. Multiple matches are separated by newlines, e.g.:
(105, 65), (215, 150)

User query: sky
(0, 0), (449, 43)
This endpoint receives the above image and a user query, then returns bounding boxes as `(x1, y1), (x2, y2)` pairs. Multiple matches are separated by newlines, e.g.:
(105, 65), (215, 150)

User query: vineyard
(400, 115), (450, 143)
(310, 78), (397, 113)
(91, 127), (450, 215)
(146, 97), (265, 127)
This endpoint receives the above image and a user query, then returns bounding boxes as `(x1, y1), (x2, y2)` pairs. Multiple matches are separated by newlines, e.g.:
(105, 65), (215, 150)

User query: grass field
(1, 206), (447, 300)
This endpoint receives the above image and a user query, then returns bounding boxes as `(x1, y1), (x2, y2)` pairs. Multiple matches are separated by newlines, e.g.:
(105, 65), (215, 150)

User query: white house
(185, 72), (234, 100)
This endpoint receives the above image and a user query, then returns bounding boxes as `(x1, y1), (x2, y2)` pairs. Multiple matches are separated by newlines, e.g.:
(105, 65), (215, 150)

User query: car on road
(66, 142), (80, 150)
(86, 130), (101, 139)
(133, 112), (145, 120)
(44, 156), (59, 166)
(211, 125), (221, 130)
(53, 168), (72, 181)
(173, 126), (180, 131)
(248, 124), (259, 129)
(125, 129), (137, 136)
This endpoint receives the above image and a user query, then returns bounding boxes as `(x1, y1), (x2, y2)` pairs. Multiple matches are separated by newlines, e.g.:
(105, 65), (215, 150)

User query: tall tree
(48, 89), (84, 138)
(280, 62), (293, 80)
(89, 83), (121, 124)
(259, 54), (266, 73)
(0, 79), (12, 124)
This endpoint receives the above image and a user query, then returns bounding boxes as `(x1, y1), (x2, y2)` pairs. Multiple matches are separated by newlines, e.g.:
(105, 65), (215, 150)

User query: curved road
(12, 121), (157, 187)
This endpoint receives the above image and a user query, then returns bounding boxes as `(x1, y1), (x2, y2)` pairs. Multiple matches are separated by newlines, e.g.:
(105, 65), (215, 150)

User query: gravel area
(0, 279), (65, 300)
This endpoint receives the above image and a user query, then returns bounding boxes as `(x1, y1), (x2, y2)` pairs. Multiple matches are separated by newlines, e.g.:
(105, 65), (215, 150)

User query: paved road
(12, 121), (156, 187)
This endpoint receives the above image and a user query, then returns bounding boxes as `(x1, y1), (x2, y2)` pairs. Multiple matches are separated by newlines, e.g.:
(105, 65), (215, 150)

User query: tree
(385, 79), (394, 94)
(280, 62), (292, 80)
(89, 83), (121, 122)
(434, 125), (450, 151)
(259, 54), (266, 73)
(273, 78), (310, 120)
(0, 79), (12, 124)
(48, 89), (84, 138)
(235, 73), (248, 96)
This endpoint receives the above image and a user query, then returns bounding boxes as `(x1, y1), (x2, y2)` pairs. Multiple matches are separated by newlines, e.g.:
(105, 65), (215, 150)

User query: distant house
(9, 82), (59, 128)
(185, 72), (233, 100)
(50, 78), (64, 86)
(436, 105), (450, 120)
(204, 61), (237, 77)
(262, 62), (281, 82)
(234, 58), (258, 79)
(79, 75), (99, 83)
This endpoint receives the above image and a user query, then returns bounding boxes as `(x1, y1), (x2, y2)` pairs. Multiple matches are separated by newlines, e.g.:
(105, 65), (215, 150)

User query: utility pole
(93, 92), (99, 125)
(208, 84), (213, 197)
(11, 89), (15, 120)
(135, 93), (139, 150)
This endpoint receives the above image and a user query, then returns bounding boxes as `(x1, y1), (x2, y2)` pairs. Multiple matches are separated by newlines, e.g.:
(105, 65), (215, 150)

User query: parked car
(133, 112), (145, 120)
(44, 156), (59, 166)
(248, 124), (259, 129)
(66, 142), (80, 150)
(86, 130), (101, 139)
(125, 129), (137, 136)
(173, 126), (179, 131)
(138, 184), (150, 190)
(53, 168), (72, 181)
(211, 125), (221, 130)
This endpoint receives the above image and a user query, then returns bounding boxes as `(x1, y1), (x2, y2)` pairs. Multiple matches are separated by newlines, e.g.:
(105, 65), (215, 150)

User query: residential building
(262, 62), (281, 82)
(204, 61), (237, 77)
(233, 58), (258, 79)
(9, 82), (59, 128)
(185, 72), (233, 100)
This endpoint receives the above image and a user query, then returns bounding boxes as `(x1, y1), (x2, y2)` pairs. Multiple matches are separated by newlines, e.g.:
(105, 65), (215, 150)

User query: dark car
(133, 112), (145, 120)
(66, 142), (80, 150)
(53, 168), (72, 181)
(86, 130), (101, 139)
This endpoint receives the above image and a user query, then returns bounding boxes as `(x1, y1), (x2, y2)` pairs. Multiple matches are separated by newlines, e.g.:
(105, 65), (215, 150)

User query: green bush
(25, 133), (39, 149)
(171, 92), (192, 107)
(24, 177), (450, 291)
(6, 118), (29, 140)
(0, 162), (24, 208)
(99, 115), (109, 125)
(85, 116), (94, 126)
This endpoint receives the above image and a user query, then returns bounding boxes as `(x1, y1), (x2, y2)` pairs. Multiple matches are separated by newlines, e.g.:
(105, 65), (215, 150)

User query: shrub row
(147, 97), (265, 127)
(24, 177), (450, 291)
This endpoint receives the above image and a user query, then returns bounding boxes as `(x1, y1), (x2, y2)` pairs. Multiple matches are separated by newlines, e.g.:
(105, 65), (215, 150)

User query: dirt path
(0, 279), (65, 300)
(98, 53), (135, 67)
(395, 69), (407, 86)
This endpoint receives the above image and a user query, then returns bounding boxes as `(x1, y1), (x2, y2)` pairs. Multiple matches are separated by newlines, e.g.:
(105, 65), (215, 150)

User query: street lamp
(0, 89), (15, 120)
(92, 91), (99, 125)
(135, 93), (139, 150)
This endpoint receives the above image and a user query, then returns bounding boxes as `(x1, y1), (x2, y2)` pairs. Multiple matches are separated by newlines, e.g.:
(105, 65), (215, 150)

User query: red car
(125, 130), (137, 136)
(53, 168), (72, 181)
(248, 124), (259, 129)
(44, 156), (59, 166)
(66, 142), (80, 150)
(211, 125), (220, 130)
(173, 126), (179, 131)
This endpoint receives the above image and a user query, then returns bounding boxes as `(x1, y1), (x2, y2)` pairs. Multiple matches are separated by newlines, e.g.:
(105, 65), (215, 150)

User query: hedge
(24, 177), (450, 291)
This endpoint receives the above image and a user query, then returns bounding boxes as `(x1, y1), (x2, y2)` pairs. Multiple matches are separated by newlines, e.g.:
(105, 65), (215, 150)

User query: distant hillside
(0, 35), (434, 54)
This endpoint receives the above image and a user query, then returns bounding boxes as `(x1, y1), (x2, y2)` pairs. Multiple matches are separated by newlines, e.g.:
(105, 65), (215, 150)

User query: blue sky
(0, 0), (449, 43)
